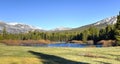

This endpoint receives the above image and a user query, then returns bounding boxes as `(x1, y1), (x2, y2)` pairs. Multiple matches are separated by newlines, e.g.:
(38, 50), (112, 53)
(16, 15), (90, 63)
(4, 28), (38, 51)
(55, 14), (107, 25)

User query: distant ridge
(0, 21), (44, 33)
(0, 16), (117, 33)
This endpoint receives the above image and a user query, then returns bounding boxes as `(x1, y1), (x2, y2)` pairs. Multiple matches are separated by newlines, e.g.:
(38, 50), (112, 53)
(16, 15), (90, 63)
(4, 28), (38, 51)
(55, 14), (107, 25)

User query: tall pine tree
(114, 12), (120, 45)
(2, 27), (7, 39)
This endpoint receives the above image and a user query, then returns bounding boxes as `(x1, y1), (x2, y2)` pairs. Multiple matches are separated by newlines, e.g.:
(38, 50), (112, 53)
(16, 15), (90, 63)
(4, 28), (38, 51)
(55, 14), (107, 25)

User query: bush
(97, 40), (116, 47)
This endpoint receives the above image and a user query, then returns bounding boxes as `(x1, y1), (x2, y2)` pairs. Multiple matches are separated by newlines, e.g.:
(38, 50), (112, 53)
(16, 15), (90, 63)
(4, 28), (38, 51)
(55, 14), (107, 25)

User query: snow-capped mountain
(7, 22), (42, 29)
(0, 22), (43, 33)
(72, 16), (117, 31)
(93, 16), (117, 26)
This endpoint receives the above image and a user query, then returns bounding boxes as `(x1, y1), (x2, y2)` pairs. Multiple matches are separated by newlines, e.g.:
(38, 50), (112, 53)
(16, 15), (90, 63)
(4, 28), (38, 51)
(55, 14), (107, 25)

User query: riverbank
(0, 40), (52, 45)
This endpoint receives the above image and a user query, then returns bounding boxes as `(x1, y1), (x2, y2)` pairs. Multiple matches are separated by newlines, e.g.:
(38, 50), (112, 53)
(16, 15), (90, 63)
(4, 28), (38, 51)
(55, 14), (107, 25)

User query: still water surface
(21, 42), (102, 47)
(48, 43), (102, 47)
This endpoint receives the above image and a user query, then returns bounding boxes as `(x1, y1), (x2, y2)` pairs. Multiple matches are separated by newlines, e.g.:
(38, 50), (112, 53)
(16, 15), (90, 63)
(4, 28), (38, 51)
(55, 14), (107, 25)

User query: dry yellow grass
(0, 57), (41, 64)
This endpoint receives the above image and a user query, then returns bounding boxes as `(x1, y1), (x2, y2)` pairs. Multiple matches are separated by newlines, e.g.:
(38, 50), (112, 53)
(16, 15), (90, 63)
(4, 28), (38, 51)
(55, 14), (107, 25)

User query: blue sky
(0, 0), (120, 30)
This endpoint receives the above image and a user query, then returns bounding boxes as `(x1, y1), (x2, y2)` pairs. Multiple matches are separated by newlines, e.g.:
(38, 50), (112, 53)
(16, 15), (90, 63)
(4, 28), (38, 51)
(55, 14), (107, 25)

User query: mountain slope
(70, 16), (117, 31)
(0, 22), (43, 33)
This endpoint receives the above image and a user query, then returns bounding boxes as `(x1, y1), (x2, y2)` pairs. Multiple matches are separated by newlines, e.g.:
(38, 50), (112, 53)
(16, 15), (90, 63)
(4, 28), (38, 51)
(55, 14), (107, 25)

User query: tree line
(0, 12), (120, 45)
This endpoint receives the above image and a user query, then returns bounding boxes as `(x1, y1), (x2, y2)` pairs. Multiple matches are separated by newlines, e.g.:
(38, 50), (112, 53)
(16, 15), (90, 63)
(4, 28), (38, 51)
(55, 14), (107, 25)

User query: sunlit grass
(0, 43), (120, 64)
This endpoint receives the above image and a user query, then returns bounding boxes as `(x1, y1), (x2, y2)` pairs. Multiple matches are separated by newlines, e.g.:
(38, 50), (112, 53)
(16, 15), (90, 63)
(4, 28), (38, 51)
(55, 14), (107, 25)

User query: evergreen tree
(81, 30), (89, 43)
(105, 25), (115, 40)
(87, 26), (99, 44)
(114, 12), (120, 45)
(99, 28), (106, 40)
(2, 27), (7, 39)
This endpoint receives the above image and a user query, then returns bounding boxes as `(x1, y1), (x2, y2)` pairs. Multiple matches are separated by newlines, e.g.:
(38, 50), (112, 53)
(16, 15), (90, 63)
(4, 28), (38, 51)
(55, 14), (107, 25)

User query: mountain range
(0, 16), (117, 33)
(0, 22), (44, 33)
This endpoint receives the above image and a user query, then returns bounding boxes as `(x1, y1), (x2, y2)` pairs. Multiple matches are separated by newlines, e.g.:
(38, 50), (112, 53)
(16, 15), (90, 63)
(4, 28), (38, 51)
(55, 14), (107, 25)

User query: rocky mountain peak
(94, 16), (117, 26)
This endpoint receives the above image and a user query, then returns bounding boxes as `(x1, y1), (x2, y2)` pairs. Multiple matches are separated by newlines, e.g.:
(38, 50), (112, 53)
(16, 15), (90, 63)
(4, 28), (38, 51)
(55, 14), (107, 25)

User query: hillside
(70, 16), (117, 31)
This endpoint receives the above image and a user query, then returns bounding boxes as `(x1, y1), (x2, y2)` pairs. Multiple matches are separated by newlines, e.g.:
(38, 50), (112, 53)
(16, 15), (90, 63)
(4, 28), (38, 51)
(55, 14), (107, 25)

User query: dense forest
(0, 13), (120, 45)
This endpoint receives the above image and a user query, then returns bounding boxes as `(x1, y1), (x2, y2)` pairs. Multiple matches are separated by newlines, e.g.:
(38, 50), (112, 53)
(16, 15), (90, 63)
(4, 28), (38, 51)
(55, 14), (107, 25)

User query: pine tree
(2, 27), (7, 39)
(81, 30), (89, 43)
(105, 25), (115, 40)
(114, 12), (120, 45)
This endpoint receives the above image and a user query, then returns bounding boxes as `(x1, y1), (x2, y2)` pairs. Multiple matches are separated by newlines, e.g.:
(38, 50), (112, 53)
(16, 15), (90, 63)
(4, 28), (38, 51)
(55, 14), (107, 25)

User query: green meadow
(0, 43), (120, 64)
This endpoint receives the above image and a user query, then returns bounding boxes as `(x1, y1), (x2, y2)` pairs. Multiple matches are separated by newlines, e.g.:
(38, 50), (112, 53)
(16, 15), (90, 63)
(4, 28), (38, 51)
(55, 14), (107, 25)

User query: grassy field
(0, 43), (120, 64)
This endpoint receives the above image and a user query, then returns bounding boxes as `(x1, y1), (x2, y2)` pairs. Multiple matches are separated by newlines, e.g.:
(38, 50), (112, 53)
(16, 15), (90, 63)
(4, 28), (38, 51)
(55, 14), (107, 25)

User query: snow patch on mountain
(94, 16), (117, 26)
(7, 22), (21, 25)
(7, 22), (42, 29)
